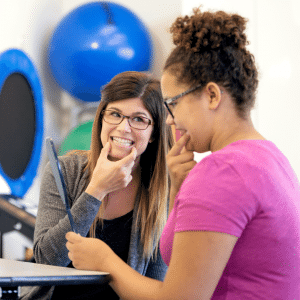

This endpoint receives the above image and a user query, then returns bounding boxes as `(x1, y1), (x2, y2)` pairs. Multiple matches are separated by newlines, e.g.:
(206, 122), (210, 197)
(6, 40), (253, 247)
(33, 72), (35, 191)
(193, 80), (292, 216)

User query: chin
(185, 140), (195, 152)
(192, 143), (210, 154)
(108, 148), (133, 161)
(108, 152), (127, 161)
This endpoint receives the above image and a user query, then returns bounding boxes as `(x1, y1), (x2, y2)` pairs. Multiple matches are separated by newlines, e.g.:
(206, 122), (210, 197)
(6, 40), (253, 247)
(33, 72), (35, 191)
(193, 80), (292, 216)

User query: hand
(167, 132), (197, 197)
(86, 142), (137, 200)
(66, 232), (113, 271)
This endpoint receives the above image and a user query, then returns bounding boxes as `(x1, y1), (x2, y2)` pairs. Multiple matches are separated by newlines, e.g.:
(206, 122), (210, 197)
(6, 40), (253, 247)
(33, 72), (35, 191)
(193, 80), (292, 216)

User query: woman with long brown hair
(22, 71), (173, 300)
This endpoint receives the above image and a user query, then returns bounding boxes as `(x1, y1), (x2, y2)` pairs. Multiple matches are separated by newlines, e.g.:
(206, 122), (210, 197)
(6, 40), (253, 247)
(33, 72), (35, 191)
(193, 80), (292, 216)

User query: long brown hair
(74, 71), (173, 258)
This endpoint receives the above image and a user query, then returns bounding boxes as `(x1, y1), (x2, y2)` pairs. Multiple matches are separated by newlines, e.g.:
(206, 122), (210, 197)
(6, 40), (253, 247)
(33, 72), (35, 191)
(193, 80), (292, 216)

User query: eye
(132, 116), (147, 123)
(168, 101), (177, 108)
(110, 111), (122, 118)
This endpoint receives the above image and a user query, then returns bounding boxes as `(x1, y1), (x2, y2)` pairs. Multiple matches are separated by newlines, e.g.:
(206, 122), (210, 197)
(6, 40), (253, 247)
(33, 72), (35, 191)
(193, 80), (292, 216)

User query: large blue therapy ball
(48, 2), (153, 102)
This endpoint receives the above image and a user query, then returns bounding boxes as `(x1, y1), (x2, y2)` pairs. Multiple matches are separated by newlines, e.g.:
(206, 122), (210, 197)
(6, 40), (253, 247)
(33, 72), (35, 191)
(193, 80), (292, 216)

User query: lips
(111, 136), (134, 147)
(176, 129), (186, 136)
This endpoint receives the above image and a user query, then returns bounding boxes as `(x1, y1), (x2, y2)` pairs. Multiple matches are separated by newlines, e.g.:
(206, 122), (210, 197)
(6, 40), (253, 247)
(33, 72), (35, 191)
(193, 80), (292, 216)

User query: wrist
(99, 245), (119, 276)
(85, 184), (106, 201)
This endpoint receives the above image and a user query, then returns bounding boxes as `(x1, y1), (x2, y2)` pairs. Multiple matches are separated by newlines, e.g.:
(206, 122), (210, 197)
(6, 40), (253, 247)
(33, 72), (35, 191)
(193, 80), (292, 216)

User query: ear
(205, 82), (222, 110)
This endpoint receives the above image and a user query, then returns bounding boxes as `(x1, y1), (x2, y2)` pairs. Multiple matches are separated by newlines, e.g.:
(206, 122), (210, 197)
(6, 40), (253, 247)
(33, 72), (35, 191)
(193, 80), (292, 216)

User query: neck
(210, 117), (265, 152)
(102, 165), (141, 220)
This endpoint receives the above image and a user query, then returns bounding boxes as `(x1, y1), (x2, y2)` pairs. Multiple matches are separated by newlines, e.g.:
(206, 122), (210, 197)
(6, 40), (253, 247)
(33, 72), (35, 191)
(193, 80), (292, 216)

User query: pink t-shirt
(160, 140), (300, 299)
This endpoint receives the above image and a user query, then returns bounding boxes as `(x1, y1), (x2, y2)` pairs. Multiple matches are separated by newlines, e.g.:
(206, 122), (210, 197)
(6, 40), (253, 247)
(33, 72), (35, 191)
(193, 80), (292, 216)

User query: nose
(117, 117), (131, 132)
(166, 113), (175, 126)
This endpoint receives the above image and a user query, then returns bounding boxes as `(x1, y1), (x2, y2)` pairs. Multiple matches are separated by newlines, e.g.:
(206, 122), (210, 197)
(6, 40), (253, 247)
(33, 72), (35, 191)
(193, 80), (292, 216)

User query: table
(0, 196), (35, 258)
(0, 258), (109, 299)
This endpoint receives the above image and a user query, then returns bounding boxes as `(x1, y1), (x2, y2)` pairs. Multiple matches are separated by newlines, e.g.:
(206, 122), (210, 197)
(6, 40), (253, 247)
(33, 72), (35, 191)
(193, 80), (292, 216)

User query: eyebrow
(106, 107), (150, 118)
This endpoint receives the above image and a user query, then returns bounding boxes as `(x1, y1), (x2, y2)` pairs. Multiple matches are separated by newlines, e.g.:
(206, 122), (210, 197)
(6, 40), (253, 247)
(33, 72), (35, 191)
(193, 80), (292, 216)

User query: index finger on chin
(168, 132), (190, 156)
(120, 147), (137, 166)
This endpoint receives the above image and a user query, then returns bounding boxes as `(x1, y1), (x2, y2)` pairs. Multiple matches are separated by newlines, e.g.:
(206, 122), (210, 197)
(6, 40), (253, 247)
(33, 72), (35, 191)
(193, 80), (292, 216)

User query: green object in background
(59, 120), (93, 155)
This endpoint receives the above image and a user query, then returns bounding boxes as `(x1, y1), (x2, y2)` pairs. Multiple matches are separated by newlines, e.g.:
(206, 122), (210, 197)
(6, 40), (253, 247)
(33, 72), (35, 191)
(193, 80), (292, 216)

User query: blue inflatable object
(0, 49), (44, 198)
(48, 2), (153, 102)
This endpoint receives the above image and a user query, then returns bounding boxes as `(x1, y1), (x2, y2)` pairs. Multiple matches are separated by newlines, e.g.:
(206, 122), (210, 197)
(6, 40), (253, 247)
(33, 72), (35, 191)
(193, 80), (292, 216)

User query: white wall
(0, 0), (63, 260)
(0, 0), (182, 260)
(2, 0), (300, 260)
(255, 0), (300, 175)
(182, 0), (300, 179)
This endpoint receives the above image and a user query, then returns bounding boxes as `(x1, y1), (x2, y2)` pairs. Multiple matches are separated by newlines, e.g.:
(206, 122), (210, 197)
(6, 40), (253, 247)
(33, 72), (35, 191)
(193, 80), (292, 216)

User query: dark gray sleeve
(33, 155), (101, 267)
(144, 246), (168, 281)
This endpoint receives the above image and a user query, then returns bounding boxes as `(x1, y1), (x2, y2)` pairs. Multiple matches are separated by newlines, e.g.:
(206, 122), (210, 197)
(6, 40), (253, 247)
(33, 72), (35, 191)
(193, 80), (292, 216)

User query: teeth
(112, 137), (133, 146)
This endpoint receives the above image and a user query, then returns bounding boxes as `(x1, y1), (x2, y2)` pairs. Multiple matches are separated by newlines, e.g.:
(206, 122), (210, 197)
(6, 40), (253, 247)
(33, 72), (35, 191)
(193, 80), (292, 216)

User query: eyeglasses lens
(103, 111), (150, 130)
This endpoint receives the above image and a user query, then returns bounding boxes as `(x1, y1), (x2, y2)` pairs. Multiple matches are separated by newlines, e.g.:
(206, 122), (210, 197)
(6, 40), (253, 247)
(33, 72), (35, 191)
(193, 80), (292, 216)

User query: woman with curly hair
(66, 7), (300, 299)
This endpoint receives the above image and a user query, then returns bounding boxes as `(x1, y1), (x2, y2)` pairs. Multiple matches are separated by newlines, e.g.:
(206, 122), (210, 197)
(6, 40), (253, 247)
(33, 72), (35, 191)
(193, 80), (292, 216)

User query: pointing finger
(168, 132), (190, 156)
(119, 147), (137, 166)
(99, 142), (111, 159)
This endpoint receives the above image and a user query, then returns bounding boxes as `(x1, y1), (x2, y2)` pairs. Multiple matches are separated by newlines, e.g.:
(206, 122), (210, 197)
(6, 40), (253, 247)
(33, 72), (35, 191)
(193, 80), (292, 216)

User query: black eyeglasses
(163, 85), (202, 118)
(102, 109), (153, 130)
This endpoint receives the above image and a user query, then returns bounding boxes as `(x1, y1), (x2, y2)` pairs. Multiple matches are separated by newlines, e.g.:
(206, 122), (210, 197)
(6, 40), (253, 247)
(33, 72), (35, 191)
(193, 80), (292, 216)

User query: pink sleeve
(174, 155), (259, 237)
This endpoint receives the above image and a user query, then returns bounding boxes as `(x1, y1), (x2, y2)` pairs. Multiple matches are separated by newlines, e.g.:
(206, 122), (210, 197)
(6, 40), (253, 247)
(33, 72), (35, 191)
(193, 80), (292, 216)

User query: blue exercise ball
(48, 2), (153, 102)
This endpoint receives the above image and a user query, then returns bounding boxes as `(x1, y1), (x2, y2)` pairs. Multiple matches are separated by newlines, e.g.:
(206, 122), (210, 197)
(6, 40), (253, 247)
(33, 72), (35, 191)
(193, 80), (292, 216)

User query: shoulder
(173, 144), (262, 237)
(183, 150), (244, 189)
(176, 142), (264, 214)
(43, 152), (88, 174)
(176, 140), (285, 216)
(188, 140), (280, 183)
(58, 153), (89, 188)
(56, 153), (89, 200)
(58, 153), (88, 174)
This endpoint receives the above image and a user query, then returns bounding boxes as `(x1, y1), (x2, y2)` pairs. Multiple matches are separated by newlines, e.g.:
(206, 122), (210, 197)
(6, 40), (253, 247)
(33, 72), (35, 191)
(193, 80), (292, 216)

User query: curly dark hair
(164, 7), (259, 118)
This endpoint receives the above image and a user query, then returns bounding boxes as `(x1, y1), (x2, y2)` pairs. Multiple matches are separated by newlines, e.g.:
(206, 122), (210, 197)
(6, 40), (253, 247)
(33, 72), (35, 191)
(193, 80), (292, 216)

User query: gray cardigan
(21, 154), (167, 300)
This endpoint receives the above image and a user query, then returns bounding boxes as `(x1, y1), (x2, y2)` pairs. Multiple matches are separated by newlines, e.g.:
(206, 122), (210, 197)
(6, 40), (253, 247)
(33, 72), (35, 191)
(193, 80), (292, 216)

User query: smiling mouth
(111, 137), (134, 147)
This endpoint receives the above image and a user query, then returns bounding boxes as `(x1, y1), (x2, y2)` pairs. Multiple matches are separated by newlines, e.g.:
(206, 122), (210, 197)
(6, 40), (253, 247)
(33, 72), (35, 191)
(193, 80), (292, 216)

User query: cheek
(188, 126), (211, 153)
(100, 126), (110, 145)
(135, 131), (152, 153)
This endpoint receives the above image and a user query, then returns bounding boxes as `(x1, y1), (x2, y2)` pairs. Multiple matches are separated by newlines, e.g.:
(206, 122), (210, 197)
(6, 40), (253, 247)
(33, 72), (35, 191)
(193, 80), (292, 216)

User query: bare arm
(66, 230), (237, 300)
(159, 231), (237, 299)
